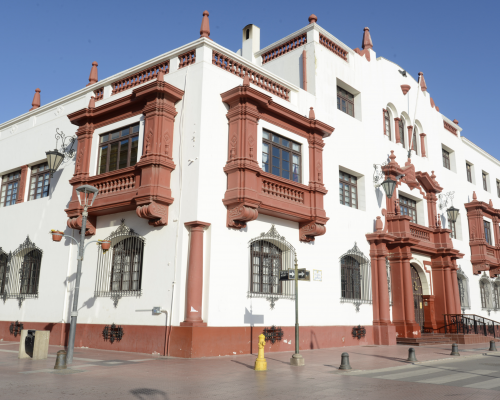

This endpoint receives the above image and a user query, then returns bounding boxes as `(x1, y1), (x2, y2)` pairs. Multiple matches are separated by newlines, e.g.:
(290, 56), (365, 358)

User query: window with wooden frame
(110, 238), (144, 292)
(98, 123), (139, 175)
(19, 249), (42, 295)
(399, 195), (417, 223)
(483, 172), (488, 191)
(339, 171), (357, 209)
(341, 256), (361, 300)
(399, 118), (405, 147)
(411, 126), (418, 154)
(384, 110), (391, 140)
(449, 220), (457, 239)
(442, 149), (451, 170)
(484, 220), (492, 245)
(0, 171), (21, 208)
(337, 86), (354, 117)
(0, 252), (7, 295)
(466, 163), (472, 183)
(29, 163), (50, 201)
(262, 130), (301, 183)
(250, 241), (283, 295)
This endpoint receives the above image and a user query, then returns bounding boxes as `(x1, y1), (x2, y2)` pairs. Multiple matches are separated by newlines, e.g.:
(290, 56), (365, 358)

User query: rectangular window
(483, 172), (488, 191)
(29, 163), (50, 201)
(466, 163), (472, 183)
(339, 171), (357, 209)
(262, 130), (301, 183)
(0, 170), (21, 207)
(484, 220), (492, 245)
(98, 123), (139, 174)
(337, 86), (354, 117)
(384, 110), (391, 140)
(497, 180), (500, 198)
(449, 220), (456, 239)
(399, 195), (417, 223)
(442, 149), (451, 170)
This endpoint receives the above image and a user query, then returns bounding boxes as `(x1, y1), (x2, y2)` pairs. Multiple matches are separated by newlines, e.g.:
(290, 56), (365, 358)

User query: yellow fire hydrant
(254, 333), (267, 371)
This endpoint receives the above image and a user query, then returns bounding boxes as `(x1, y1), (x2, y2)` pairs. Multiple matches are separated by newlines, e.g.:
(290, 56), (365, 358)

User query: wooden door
(411, 265), (424, 331)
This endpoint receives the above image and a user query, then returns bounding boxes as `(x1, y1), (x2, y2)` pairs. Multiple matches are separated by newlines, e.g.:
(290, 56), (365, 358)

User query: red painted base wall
(0, 321), (374, 358)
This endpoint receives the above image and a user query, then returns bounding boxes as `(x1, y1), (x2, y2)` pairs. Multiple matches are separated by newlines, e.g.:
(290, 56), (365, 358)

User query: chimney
(242, 24), (260, 63)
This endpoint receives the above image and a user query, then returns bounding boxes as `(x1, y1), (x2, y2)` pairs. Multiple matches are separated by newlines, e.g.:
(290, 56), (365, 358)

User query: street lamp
(45, 149), (65, 178)
(45, 128), (76, 177)
(446, 206), (460, 224)
(380, 178), (397, 199)
(50, 184), (101, 364)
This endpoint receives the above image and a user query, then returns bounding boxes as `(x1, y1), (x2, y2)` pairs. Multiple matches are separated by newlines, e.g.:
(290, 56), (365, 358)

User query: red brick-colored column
(181, 221), (211, 327)
(377, 256), (391, 325)
(422, 295), (437, 330)
(450, 263), (461, 314)
(407, 125), (413, 149)
(444, 266), (457, 316)
(402, 257), (420, 337)
(420, 133), (426, 157)
(394, 118), (401, 144)
(426, 192), (438, 227)
(16, 165), (29, 203)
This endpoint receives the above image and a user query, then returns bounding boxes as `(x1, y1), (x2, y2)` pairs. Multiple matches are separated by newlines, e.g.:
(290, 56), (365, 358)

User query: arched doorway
(411, 265), (424, 331)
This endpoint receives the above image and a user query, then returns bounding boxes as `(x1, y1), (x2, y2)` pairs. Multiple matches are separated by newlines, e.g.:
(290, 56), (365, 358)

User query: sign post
(290, 255), (305, 366)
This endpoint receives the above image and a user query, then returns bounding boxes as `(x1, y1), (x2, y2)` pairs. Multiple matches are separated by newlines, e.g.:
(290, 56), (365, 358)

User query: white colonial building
(0, 12), (499, 357)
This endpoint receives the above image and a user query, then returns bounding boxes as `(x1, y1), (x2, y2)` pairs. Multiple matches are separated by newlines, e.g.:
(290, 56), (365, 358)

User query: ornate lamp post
(50, 185), (104, 364)
(45, 128), (76, 177)
(446, 206), (460, 224)
(380, 178), (397, 199)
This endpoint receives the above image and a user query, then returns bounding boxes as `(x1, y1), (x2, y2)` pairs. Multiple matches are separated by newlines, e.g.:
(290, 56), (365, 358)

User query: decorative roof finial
(309, 107), (315, 120)
(362, 27), (373, 50)
(88, 96), (96, 110)
(29, 88), (41, 111)
(375, 216), (383, 232)
(418, 72), (427, 92)
(389, 150), (396, 164)
(200, 10), (210, 38)
(453, 119), (459, 125)
(87, 61), (98, 87)
(473, 191), (477, 200)
(308, 14), (318, 24)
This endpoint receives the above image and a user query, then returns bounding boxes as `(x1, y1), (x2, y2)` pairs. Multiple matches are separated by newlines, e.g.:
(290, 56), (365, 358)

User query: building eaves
(462, 136), (500, 168)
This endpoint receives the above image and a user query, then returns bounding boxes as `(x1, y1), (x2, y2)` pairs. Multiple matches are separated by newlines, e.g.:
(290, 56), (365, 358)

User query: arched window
(0, 250), (8, 295)
(340, 243), (372, 309)
(412, 126), (418, 154)
(20, 249), (42, 295)
(384, 110), (391, 140)
(399, 118), (405, 147)
(480, 275), (493, 310)
(248, 225), (295, 303)
(456, 267), (470, 311)
(95, 220), (145, 298)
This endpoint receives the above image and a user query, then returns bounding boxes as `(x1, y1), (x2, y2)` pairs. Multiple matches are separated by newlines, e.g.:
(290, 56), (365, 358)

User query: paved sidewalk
(1, 340), (499, 399)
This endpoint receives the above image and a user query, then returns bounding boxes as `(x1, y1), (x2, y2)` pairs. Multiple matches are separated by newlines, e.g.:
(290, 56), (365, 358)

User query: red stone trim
(420, 133), (427, 157)
(178, 50), (196, 68)
(401, 84), (411, 95)
(444, 121), (458, 136)
(261, 33), (307, 64)
(66, 78), (184, 230)
(94, 87), (104, 101)
(394, 117), (401, 143)
(111, 60), (169, 95)
(16, 165), (29, 204)
(319, 33), (348, 61)
(220, 84), (333, 241)
(212, 51), (290, 101)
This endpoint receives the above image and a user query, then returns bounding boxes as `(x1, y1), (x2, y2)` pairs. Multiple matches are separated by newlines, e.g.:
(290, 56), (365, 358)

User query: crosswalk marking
(465, 378), (500, 389)
(375, 367), (458, 380)
(418, 370), (496, 384)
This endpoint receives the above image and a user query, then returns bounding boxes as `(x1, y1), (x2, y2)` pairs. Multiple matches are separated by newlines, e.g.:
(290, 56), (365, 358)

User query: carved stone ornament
(136, 201), (168, 226)
(67, 214), (96, 236)
(227, 204), (258, 229)
(299, 221), (326, 242)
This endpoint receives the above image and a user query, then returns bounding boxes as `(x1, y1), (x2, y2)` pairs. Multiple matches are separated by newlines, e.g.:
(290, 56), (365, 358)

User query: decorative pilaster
(407, 125), (413, 149)
(16, 165), (29, 204)
(394, 118), (401, 144)
(181, 221), (210, 327)
(420, 133), (426, 157)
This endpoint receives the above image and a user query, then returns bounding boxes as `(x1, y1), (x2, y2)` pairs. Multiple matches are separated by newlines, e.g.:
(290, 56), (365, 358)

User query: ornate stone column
(394, 118), (401, 144)
(181, 221), (211, 327)
(450, 262), (462, 314)
(444, 266), (456, 315)
(407, 125), (413, 149)
(419, 133), (426, 157)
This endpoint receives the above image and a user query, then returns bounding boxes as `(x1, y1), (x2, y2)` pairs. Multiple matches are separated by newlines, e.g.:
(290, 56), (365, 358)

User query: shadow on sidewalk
(130, 388), (168, 400)
(349, 351), (407, 362)
(231, 360), (254, 370)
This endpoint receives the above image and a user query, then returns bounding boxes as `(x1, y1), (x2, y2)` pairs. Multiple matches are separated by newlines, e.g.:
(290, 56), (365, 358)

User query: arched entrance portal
(411, 265), (424, 331)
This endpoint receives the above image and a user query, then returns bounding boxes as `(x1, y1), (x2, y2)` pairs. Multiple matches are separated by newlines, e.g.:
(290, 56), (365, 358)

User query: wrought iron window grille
(352, 325), (366, 340)
(3, 236), (43, 304)
(94, 220), (145, 304)
(480, 273), (494, 313)
(9, 321), (23, 337)
(339, 243), (372, 311)
(457, 266), (471, 311)
(263, 325), (284, 344)
(248, 225), (296, 309)
(0, 248), (8, 298)
(102, 323), (124, 343)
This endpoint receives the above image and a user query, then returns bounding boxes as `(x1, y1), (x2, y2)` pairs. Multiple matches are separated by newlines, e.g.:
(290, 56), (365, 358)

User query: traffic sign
(297, 269), (310, 281)
(279, 269), (309, 281)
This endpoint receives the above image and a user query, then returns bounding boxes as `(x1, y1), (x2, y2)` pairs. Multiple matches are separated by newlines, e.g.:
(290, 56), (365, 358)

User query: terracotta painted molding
(29, 88), (41, 111)
(418, 72), (427, 92)
(419, 133), (427, 157)
(444, 121), (458, 136)
(65, 75), (184, 231)
(93, 87), (104, 101)
(86, 62), (98, 87)
(353, 27), (373, 62)
(464, 192), (500, 276)
(178, 50), (196, 69)
(220, 84), (333, 242)
(400, 84), (411, 95)
(393, 118), (401, 144)
(261, 33), (307, 65)
(212, 51), (291, 101)
(111, 60), (170, 96)
(16, 165), (29, 204)
(407, 125), (413, 149)
(67, 214), (97, 236)
(319, 33), (348, 61)
(181, 221), (211, 327)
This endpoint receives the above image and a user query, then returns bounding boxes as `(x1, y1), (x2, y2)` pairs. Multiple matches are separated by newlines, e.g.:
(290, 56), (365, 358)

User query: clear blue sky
(2, 0), (498, 157)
